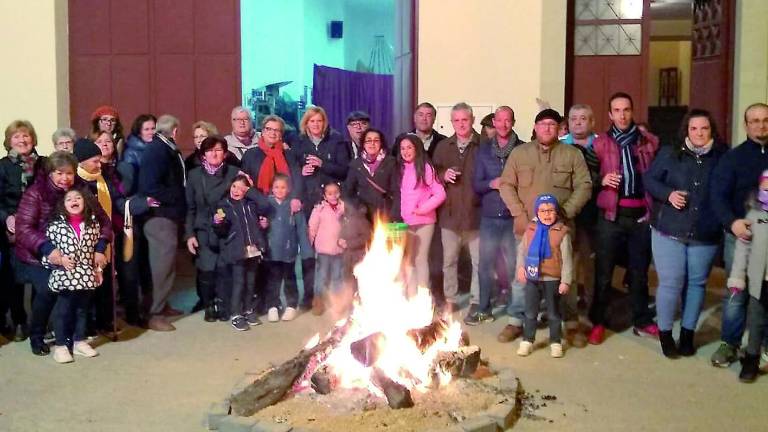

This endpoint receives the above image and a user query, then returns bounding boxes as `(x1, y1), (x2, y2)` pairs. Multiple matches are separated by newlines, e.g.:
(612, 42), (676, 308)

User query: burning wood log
(310, 365), (335, 395)
(350, 332), (385, 367)
(433, 345), (481, 378)
(406, 318), (449, 352)
(230, 321), (350, 416)
(371, 367), (414, 409)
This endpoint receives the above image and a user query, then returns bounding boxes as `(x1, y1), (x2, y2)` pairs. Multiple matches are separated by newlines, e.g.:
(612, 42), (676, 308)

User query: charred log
(350, 332), (385, 367)
(371, 367), (414, 409)
(310, 365), (335, 395)
(433, 345), (481, 378)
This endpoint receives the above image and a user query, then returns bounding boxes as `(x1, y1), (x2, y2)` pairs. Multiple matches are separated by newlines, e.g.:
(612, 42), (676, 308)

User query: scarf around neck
(77, 166), (112, 261)
(610, 123), (641, 197)
(201, 159), (224, 176)
(363, 150), (384, 174)
(257, 136), (289, 194)
(492, 132), (517, 160)
(524, 194), (558, 280)
(684, 137), (714, 156)
(8, 149), (38, 189)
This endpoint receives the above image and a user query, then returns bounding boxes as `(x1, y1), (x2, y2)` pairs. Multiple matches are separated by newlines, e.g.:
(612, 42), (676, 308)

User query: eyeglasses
(263, 126), (282, 134)
(364, 138), (382, 144)
(538, 209), (557, 214)
(99, 117), (116, 124)
(349, 121), (368, 129)
(232, 117), (250, 123)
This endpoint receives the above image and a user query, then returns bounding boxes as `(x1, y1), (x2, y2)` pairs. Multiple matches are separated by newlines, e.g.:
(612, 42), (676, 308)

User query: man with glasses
(345, 111), (370, 160)
(709, 102), (768, 367)
(225, 106), (260, 160)
(498, 108), (592, 344)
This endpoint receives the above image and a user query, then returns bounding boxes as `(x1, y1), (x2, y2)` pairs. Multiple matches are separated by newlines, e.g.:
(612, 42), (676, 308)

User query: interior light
(621, 0), (643, 19)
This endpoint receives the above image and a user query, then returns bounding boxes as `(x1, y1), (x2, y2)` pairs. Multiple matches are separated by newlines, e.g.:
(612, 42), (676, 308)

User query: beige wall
(650, 19), (691, 38)
(418, 0), (566, 139)
(0, 0), (68, 156)
(732, 0), (768, 145)
(648, 41), (691, 107)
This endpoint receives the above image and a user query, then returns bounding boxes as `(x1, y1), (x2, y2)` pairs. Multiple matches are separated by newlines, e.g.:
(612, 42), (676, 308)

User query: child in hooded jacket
(213, 175), (269, 331)
(308, 183), (345, 314)
(515, 194), (573, 359)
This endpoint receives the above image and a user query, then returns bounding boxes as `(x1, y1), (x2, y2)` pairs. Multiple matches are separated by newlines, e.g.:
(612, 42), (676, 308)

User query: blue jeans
(651, 229), (718, 331)
(524, 280), (562, 343)
(719, 232), (746, 346)
(315, 253), (343, 297)
(479, 217), (516, 314)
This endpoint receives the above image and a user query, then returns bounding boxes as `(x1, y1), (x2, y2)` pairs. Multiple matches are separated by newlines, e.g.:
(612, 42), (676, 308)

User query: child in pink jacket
(395, 134), (446, 296)
(308, 183), (345, 312)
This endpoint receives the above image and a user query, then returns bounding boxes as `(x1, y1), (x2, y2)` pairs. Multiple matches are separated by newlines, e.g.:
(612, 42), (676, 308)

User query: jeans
(315, 253), (343, 297)
(478, 217), (516, 314)
(746, 283), (768, 356)
(265, 261), (299, 310)
(53, 290), (91, 347)
(651, 229), (718, 331)
(14, 261), (54, 347)
(300, 257), (316, 308)
(524, 280), (562, 343)
(229, 258), (259, 317)
(719, 232), (746, 346)
(590, 211), (654, 328)
(441, 228), (480, 305)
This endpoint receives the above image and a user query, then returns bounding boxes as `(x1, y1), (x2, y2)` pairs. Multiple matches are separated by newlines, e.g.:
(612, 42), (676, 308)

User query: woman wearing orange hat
(90, 105), (125, 157)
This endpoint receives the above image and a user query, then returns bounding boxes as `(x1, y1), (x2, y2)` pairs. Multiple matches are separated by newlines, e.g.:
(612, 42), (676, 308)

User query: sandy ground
(1, 264), (767, 432)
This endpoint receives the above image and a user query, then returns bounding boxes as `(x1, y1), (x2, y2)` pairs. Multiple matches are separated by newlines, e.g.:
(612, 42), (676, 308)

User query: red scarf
(257, 137), (290, 194)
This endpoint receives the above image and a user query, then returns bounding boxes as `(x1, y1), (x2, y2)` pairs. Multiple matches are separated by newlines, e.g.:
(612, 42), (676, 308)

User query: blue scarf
(524, 194), (559, 280)
(610, 123), (640, 197)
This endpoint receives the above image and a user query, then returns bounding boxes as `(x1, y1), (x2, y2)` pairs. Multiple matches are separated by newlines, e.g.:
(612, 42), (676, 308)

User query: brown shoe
(311, 297), (325, 316)
(161, 305), (184, 317)
(497, 324), (523, 343)
(148, 316), (176, 332)
(567, 328), (588, 348)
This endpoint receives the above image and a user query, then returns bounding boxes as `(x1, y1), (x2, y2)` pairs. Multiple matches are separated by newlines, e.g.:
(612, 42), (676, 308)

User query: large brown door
(69, 0), (241, 154)
(568, 0), (651, 133)
(689, 0), (735, 141)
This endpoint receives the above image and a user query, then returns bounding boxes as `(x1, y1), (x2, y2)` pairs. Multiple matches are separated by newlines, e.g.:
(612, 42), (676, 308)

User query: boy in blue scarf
(515, 194), (573, 358)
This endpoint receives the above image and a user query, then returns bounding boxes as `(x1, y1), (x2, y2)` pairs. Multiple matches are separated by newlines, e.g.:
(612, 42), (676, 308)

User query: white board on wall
(434, 104), (495, 137)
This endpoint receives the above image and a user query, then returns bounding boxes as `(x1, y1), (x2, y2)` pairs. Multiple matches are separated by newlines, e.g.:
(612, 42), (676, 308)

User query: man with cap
(498, 108), (592, 345)
(346, 110), (371, 160)
(74, 138), (153, 332)
(393, 102), (448, 160)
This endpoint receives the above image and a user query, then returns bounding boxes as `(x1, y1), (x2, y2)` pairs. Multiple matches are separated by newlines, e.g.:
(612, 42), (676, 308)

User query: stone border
(205, 368), (522, 432)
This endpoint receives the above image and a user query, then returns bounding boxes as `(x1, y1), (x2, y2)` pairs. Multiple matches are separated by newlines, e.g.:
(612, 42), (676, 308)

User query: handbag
(123, 200), (134, 261)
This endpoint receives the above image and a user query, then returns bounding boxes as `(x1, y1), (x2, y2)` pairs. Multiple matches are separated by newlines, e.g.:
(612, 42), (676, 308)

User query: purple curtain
(312, 64), (394, 146)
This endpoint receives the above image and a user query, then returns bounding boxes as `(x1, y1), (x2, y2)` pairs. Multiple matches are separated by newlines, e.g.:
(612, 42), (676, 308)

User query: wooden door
(568, 0), (651, 133)
(689, 0), (735, 141)
(69, 0), (241, 154)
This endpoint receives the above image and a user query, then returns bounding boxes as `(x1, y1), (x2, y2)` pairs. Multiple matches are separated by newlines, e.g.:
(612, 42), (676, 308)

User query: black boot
(203, 303), (217, 322)
(678, 327), (695, 357)
(739, 354), (760, 383)
(659, 330), (679, 359)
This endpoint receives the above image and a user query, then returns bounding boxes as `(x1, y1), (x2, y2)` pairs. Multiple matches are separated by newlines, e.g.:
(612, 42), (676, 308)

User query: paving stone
(218, 415), (259, 432)
(251, 420), (293, 432)
(424, 426), (463, 432)
(206, 400), (231, 430)
(485, 402), (518, 429)
(459, 415), (500, 432)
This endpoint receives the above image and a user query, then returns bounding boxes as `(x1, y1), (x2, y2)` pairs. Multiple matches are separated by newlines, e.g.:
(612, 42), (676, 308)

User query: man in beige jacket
(498, 108), (592, 345)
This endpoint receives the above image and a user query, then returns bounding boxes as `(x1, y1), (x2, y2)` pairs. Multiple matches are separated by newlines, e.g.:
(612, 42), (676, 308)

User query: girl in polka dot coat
(42, 188), (105, 362)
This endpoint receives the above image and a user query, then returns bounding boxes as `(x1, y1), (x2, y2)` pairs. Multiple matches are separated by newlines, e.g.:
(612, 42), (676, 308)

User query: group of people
(1, 96), (767, 383)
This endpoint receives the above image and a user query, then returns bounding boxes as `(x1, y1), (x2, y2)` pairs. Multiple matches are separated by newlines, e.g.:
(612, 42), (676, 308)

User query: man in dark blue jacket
(138, 114), (187, 332)
(469, 106), (524, 331)
(709, 102), (768, 367)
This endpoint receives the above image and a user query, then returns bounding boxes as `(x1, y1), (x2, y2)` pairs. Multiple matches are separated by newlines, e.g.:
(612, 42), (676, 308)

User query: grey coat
(728, 205), (768, 299)
(184, 164), (240, 271)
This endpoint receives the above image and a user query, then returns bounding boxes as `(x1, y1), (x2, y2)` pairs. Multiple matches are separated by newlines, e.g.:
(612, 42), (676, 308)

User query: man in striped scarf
(588, 92), (660, 345)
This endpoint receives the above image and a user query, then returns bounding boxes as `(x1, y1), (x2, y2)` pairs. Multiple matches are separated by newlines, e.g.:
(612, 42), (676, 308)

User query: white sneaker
(282, 307), (297, 322)
(267, 307), (280, 323)
(517, 341), (533, 357)
(73, 341), (99, 358)
(550, 343), (564, 358)
(53, 346), (74, 364)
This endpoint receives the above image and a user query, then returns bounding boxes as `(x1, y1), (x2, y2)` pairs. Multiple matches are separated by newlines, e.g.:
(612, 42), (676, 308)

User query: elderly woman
(185, 136), (241, 321)
(185, 120), (239, 171)
(14, 151), (112, 355)
(644, 109), (727, 358)
(343, 128), (399, 220)
(52, 127), (76, 152)
(90, 105), (125, 156)
(0, 120), (48, 341)
(225, 106), (260, 160)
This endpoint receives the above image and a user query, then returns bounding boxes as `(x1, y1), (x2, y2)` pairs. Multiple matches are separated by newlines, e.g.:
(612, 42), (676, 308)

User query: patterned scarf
(257, 136), (290, 194)
(684, 137), (713, 156)
(492, 132), (517, 160)
(524, 194), (558, 280)
(8, 149), (38, 189)
(77, 166), (112, 261)
(201, 159), (223, 175)
(363, 150), (384, 175)
(610, 123), (641, 197)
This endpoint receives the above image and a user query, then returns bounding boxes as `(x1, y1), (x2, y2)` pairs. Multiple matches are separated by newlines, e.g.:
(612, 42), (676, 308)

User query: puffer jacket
(213, 194), (270, 265)
(289, 130), (350, 209)
(0, 154), (47, 244)
(42, 215), (101, 292)
(119, 134), (150, 196)
(15, 177), (112, 265)
(394, 162), (446, 226)
(308, 200), (344, 255)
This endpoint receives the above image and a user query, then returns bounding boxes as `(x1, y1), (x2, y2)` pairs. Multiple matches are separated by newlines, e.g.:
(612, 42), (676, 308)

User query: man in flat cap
(345, 110), (370, 160)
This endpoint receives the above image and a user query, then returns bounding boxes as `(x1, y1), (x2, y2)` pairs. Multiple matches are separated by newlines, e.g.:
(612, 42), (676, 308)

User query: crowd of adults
(1, 96), (768, 381)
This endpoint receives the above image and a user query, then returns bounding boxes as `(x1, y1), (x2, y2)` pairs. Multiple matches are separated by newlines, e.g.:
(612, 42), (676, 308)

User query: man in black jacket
(393, 102), (448, 160)
(709, 102), (768, 367)
(138, 114), (187, 331)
